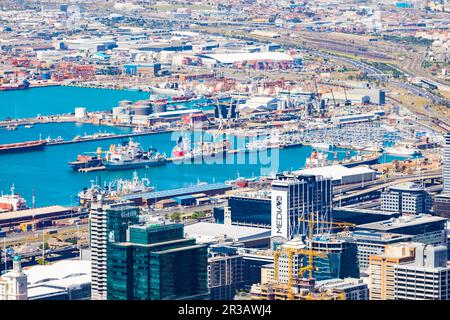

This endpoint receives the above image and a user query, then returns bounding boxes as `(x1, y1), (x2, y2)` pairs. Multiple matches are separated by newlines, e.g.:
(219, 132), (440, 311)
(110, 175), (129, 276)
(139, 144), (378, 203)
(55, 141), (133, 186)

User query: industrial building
(120, 183), (231, 206)
(197, 52), (294, 65)
(290, 165), (376, 185)
(107, 223), (209, 300)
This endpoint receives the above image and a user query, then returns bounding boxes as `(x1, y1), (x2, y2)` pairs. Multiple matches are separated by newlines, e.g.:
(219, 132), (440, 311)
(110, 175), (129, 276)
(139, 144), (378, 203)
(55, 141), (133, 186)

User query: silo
(131, 105), (151, 116)
(74, 107), (87, 118)
(152, 104), (167, 113)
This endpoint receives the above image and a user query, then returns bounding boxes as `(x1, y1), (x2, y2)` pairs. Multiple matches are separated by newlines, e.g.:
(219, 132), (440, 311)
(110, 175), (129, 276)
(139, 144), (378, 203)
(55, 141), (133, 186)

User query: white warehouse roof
(199, 52), (294, 64)
(291, 165), (375, 181)
(184, 222), (271, 244)
(24, 260), (91, 286)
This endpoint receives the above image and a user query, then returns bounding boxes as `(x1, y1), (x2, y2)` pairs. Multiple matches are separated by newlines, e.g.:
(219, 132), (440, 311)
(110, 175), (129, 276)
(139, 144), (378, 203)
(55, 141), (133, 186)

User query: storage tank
(74, 107), (87, 118)
(152, 104), (167, 113)
(131, 105), (151, 116)
(112, 106), (130, 115)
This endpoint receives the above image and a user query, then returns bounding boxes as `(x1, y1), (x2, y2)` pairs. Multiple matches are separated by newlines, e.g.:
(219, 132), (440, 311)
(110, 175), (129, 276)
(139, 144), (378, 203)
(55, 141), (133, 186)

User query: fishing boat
(77, 171), (154, 207)
(103, 139), (167, 171)
(171, 135), (230, 161)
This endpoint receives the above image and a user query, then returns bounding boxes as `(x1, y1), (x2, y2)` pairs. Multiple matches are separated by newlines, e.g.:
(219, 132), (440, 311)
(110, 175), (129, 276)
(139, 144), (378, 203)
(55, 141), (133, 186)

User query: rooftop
(357, 214), (447, 232)
(184, 222), (271, 243)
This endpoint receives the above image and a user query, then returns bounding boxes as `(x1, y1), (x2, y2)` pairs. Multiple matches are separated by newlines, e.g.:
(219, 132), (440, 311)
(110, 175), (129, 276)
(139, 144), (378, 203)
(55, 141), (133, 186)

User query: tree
(170, 212), (181, 222)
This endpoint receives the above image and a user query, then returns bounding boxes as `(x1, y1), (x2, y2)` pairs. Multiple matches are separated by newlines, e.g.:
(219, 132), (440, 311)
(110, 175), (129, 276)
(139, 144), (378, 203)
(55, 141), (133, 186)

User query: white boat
(384, 146), (421, 156)
(310, 142), (335, 151)
(24, 125), (33, 129)
(149, 86), (184, 96)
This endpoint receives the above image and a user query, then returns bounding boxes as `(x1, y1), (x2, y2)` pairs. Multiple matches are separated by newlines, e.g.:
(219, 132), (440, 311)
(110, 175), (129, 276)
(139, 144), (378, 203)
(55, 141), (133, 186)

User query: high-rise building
(208, 245), (244, 300)
(381, 182), (432, 214)
(369, 242), (450, 300)
(0, 255), (27, 300)
(369, 243), (416, 300)
(239, 248), (274, 291)
(107, 223), (209, 300)
(90, 197), (139, 300)
(444, 132), (450, 193)
(349, 230), (412, 272)
(271, 174), (332, 243)
(276, 235), (360, 283)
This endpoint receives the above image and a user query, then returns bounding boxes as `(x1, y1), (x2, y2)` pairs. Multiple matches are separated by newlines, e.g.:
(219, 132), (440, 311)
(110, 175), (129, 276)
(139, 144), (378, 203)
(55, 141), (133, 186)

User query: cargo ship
(0, 185), (27, 212)
(0, 79), (30, 91)
(0, 140), (46, 154)
(103, 139), (167, 171)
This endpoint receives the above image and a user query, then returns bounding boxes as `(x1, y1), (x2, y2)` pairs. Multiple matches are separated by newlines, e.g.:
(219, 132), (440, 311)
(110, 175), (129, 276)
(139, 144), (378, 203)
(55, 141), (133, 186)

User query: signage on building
(271, 190), (288, 240)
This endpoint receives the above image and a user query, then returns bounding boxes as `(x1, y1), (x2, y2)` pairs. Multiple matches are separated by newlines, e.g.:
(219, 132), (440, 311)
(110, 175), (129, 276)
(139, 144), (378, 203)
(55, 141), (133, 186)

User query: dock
(78, 166), (106, 172)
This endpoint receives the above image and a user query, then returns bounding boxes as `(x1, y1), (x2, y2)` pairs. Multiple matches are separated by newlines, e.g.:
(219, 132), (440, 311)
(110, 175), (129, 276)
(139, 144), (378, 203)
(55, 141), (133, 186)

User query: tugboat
(68, 150), (105, 171)
(103, 139), (167, 171)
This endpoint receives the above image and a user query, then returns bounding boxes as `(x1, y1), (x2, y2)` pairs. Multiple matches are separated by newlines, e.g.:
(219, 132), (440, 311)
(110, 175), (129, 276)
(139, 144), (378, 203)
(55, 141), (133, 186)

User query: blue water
(0, 87), (411, 206)
(0, 86), (149, 120)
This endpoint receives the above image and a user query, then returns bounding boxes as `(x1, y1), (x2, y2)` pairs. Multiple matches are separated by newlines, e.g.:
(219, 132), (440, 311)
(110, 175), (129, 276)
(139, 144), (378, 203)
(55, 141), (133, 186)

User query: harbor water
(0, 87), (408, 206)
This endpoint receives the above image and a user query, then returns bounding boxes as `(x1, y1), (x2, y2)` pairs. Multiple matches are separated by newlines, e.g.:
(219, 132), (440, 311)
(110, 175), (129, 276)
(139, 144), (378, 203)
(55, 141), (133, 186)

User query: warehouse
(197, 52), (294, 65)
(184, 222), (271, 247)
(290, 165), (376, 185)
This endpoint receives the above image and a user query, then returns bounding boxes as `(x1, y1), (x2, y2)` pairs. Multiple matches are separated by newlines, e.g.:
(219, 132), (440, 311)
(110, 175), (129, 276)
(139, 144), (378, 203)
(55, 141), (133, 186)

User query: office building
(369, 242), (450, 300)
(395, 244), (449, 300)
(90, 197), (140, 300)
(107, 223), (209, 300)
(434, 193), (450, 218)
(444, 132), (450, 193)
(369, 242), (416, 300)
(356, 214), (447, 246)
(208, 245), (244, 300)
(349, 230), (412, 272)
(271, 174), (332, 243)
(238, 248), (274, 291)
(228, 192), (271, 227)
(381, 182), (432, 214)
(0, 256), (27, 300)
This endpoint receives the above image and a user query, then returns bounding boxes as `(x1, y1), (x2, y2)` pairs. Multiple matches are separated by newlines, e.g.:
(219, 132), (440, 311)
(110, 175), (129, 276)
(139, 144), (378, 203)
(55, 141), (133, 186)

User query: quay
(45, 129), (176, 146)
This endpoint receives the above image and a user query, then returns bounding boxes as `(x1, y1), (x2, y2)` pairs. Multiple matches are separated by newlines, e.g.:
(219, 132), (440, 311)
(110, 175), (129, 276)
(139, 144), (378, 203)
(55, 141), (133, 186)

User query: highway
(333, 171), (442, 203)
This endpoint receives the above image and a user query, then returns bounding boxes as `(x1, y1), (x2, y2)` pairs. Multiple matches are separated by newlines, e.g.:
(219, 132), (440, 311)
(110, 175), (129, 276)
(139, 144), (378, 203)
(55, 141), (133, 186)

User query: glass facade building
(107, 224), (209, 300)
(228, 196), (271, 226)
